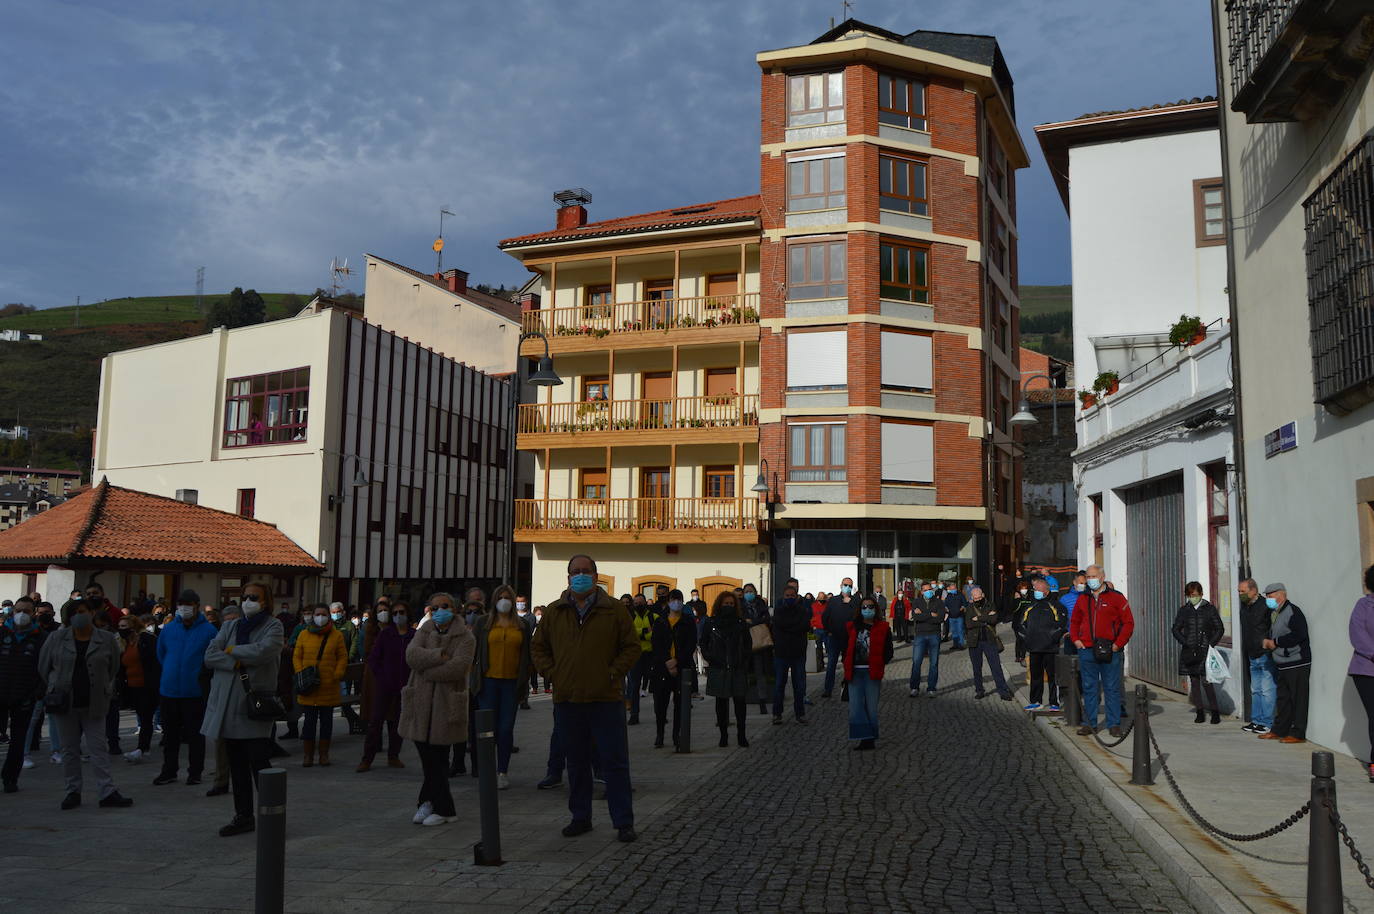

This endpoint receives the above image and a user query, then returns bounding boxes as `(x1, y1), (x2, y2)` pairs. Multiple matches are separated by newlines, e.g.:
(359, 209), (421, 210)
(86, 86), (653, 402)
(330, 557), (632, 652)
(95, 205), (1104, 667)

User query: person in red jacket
(890, 584), (913, 644)
(843, 597), (894, 751)
(1070, 564), (1135, 736)
(83, 582), (123, 629)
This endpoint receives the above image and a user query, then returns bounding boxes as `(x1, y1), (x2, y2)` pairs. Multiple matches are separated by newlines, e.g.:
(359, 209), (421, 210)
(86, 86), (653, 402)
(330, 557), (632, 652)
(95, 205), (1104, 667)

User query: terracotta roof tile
(498, 195), (761, 248)
(0, 480), (324, 571)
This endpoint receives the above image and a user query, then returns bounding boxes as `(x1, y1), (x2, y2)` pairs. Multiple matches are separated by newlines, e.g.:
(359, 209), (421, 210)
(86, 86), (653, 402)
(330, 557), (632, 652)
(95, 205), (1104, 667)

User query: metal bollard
(1129, 684), (1153, 785)
(1307, 751), (1342, 914)
(255, 768), (287, 914)
(472, 709), (503, 866)
(677, 670), (692, 754)
(1057, 653), (1081, 727)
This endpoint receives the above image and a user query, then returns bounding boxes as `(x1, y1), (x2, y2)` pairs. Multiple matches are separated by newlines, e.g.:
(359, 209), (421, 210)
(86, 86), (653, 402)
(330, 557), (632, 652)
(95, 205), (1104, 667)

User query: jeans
(159, 696), (207, 778)
(624, 654), (651, 718)
(847, 669), (880, 741)
(772, 655), (807, 719)
(414, 740), (456, 817)
(823, 632), (842, 695)
(125, 686), (158, 753)
(555, 701), (632, 828)
(1078, 648), (1124, 728)
(224, 737), (269, 819)
(1248, 655), (1277, 727)
(948, 617), (966, 647)
(970, 641), (1010, 696)
(910, 634), (941, 691)
(26, 700), (58, 754)
(54, 710), (117, 800)
(302, 706), (334, 741)
(477, 677), (518, 773)
(1, 702), (35, 786)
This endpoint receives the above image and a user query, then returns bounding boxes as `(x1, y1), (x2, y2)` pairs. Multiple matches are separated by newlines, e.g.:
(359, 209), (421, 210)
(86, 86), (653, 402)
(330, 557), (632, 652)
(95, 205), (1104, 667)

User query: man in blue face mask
(908, 581), (948, 698)
(530, 553), (642, 843)
(1259, 583), (1310, 744)
(1014, 578), (1066, 712)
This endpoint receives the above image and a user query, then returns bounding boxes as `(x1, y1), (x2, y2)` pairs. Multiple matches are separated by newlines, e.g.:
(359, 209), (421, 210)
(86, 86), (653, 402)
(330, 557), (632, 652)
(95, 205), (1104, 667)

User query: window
(878, 73), (927, 131)
(880, 421), (934, 483)
(236, 488), (256, 519)
(397, 484), (422, 535)
(994, 372), (1012, 432)
(787, 240), (846, 300)
(368, 474), (386, 533)
(427, 405), (453, 455)
(706, 273), (739, 310)
(989, 281), (1010, 353)
(879, 155), (928, 215)
(705, 367), (737, 397)
(1090, 494), (1103, 567)
(1194, 178), (1225, 247)
(787, 71), (844, 127)
(879, 330), (933, 390)
(584, 283), (613, 319)
(787, 154), (846, 211)
(788, 423), (846, 481)
(445, 492), (467, 539)
(487, 496), (503, 542)
(582, 375), (610, 402)
(987, 133), (1007, 199)
(1205, 462), (1233, 641)
(879, 242), (930, 303)
(704, 465), (736, 499)
(223, 367), (310, 447)
(786, 330), (847, 389)
(579, 468), (608, 501)
(987, 207), (1009, 276)
(645, 279), (674, 327)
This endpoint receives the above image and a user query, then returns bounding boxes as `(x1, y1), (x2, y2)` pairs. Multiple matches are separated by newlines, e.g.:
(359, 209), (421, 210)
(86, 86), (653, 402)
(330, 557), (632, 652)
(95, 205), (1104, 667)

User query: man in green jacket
(531, 553), (641, 843)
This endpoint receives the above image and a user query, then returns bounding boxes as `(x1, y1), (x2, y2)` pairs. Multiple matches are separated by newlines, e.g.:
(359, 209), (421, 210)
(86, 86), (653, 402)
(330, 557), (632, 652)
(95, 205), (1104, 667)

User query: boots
(1210, 710), (1221, 725)
(718, 726), (729, 748)
(302, 740), (316, 767)
(736, 710), (749, 748)
(318, 740), (331, 767)
(1194, 707), (1206, 724)
(653, 725), (665, 749)
(356, 757), (372, 773)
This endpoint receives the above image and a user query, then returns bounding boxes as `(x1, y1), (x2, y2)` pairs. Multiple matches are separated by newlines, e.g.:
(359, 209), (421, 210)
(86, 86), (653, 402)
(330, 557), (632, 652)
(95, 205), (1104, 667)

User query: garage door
(1124, 473), (1185, 691)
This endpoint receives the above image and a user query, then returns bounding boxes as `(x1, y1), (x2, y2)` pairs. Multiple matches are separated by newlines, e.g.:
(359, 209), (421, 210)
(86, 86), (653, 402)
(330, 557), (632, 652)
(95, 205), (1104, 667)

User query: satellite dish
(433, 238), (445, 253)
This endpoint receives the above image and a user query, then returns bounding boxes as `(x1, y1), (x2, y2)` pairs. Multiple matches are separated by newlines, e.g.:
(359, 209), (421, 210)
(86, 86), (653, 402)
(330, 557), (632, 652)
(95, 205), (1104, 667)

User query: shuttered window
(880, 330), (933, 390)
(786, 330), (847, 389)
(880, 422), (934, 483)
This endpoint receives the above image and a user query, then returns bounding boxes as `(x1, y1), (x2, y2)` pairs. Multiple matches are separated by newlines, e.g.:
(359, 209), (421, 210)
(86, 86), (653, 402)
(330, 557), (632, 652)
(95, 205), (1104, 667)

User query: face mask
(922, 590), (934, 600)
(395, 613), (408, 625)
(70, 613), (92, 630)
(1238, 592), (1251, 604)
(376, 611), (391, 624)
(570, 573), (595, 595)
(313, 614), (328, 628)
(668, 600), (683, 613)
(13, 612), (32, 628)
(1187, 596), (1202, 606)
(1265, 597), (1278, 610)
(841, 585), (853, 596)
(1085, 578), (1100, 590)
(496, 599), (513, 614)
(743, 592), (756, 603)
(432, 608), (454, 626)
(719, 602), (736, 615)
(1075, 584), (1085, 592)
(1033, 591), (1046, 601)
(861, 607), (876, 620)
(516, 602), (527, 612)
(177, 605), (195, 620)
(331, 611), (343, 622)
(241, 600), (262, 615)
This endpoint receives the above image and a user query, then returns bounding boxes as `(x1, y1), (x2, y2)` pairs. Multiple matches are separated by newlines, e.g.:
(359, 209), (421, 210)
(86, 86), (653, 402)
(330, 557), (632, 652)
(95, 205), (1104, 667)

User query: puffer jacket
(1171, 600), (1224, 676)
(292, 624), (349, 707)
(1015, 598), (1068, 654)
(397, 620), (475, 746)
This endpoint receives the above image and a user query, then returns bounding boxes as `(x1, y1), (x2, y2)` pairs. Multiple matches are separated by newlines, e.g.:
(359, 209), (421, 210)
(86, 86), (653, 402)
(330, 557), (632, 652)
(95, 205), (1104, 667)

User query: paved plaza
(1, 646), (1196, 913)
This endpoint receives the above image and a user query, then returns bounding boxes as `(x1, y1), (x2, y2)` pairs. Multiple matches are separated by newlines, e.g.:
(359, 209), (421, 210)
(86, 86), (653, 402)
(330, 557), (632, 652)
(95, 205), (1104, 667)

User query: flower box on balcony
(1092, 371), (1119, 397)
(1079, 390), (1098, 410)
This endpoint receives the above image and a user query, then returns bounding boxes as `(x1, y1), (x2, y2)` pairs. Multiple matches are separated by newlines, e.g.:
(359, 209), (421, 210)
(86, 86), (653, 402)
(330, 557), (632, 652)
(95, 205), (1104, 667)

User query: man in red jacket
(83, 582), (123, 629)
(1070, 564), (1134, 737)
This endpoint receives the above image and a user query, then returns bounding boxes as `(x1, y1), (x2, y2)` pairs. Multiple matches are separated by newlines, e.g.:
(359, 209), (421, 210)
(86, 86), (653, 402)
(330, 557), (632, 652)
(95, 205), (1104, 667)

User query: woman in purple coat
(356, 603), (415, 772)
(1350, 564), (1374, 784)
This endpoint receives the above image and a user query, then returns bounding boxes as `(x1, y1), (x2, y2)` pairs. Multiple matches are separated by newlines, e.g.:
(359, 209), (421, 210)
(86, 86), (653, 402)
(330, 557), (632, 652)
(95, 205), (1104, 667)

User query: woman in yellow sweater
(292, 603), (349, 767)
(469, 585), (533, 789)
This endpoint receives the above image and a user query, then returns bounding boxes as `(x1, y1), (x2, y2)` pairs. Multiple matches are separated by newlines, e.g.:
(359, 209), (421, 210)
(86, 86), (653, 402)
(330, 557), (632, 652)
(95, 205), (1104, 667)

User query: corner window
(879, 242), (930, 303)
(878, 73), (927, 131)
(787, 240), (847, 300)
(223, 367), (310, 447)
(1194, 178), (1225, 247)
(879, 155), (928, 215)
(787, 71), (844, 127)
(788, 423), (846, 481)
(787, 154), (846, 212)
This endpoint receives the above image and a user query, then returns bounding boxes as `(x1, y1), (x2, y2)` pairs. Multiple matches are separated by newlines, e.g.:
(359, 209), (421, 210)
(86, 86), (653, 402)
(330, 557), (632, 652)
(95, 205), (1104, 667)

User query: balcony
(520, 293), (760, 354)
(514, 496), (762, 543)
(517, 394), (760, 448)
(1225, 0), (1374, 123)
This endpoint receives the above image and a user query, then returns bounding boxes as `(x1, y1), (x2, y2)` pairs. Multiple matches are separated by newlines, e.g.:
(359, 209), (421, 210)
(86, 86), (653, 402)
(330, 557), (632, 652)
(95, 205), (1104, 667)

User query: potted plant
(1169, 314), (1206, 347)
(1092, 370), (1120, 397)
(1079, 389), (1098, 410)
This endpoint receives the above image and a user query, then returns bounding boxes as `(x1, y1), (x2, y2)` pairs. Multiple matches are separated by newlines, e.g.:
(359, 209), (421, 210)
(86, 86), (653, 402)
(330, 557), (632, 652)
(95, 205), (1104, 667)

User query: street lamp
(752, 457), (777, 601)
(505, 330), (561, 588)
(1010, 372), (1060, 437)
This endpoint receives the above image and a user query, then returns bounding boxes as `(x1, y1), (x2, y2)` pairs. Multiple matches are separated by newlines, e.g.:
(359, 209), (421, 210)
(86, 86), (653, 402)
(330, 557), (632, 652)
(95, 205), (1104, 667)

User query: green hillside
(1018, 284), (1072, 318)
(1018, 284), (1073, 363)
(0, 293), (304, 331)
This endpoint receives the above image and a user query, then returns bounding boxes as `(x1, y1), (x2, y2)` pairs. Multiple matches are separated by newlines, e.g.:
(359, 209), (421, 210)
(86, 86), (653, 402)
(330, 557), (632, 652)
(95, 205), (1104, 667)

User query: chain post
(1308, 751), (1341, 913)
(1129, 683), (1153, 785)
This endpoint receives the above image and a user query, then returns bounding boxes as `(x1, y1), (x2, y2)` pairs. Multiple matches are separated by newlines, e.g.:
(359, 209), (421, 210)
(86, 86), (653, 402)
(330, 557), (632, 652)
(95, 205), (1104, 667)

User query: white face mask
(176, 605), (196, 620)
(13, 612), (32, 628)
(516, 602), (527, 612)
(377, 611), (391, 624)
(313, 614), (328, 627)
(394, 613), (408, 625)
(241, 600), (262, 615)
(496, 599), (513, 614)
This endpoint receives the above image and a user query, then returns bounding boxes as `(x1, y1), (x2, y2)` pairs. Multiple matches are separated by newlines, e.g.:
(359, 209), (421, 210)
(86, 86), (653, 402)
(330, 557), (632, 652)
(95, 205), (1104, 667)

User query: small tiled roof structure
(0, 479), (324, 573)
(498, 195), (761, 249)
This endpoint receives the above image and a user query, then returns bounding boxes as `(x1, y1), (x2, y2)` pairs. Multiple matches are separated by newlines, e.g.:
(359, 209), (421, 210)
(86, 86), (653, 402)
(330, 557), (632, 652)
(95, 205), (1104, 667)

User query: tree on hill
(204, 287), (267, 330)
(0, 303), (36, 318)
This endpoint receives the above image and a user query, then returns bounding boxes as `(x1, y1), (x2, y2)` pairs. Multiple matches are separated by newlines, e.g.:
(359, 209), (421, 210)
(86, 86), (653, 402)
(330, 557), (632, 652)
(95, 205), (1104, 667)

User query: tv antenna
(436, 206), (455, 273)
(831, 0), (852, 27)
(329, 257), (352, 298)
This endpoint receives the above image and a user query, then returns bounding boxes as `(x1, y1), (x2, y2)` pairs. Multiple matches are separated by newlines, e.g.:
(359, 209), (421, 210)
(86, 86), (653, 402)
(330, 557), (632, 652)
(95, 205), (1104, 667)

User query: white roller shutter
(881, 422), (934, 482)
(787, 330), (847, 388)
(881, 331), (933, 390)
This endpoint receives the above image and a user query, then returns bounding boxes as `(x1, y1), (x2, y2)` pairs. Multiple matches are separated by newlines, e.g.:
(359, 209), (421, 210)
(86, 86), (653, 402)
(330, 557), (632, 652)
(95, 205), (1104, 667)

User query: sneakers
(1048, 704), (1061, 712)
(1023, 703), (1042, 712)
(22, 756), (34, 769)
(153, 773), (177, 786)
(50, 752), (62, 764)
(536, 775), (562, 790)
(562, 819), (593, 838)
(909, 688), (919, 698)
(123, 749), (143, 763)
(99, 791), (133, 808)
(1250, 724), (1271, 734)
(412, 801), (434, 824)
(497, 773), (510, 791)
(1241, 722), (1258, 733)
(421, 813), (455, 826)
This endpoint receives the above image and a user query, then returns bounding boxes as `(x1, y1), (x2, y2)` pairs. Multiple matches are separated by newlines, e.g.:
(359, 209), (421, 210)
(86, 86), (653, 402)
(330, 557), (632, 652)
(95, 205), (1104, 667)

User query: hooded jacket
(156, 613), (217, 699)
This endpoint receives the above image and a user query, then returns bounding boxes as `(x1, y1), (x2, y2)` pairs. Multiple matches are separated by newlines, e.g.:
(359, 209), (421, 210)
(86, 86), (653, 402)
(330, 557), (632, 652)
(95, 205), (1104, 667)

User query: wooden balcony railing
(516, 497), (760, 534)
(518, 394), (759, 435)
(521, 292), (760, 339)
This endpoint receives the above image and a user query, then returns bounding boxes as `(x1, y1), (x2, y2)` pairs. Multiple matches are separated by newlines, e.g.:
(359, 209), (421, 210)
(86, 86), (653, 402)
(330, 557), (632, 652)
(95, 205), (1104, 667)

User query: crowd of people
(1, 556), (1372, 847)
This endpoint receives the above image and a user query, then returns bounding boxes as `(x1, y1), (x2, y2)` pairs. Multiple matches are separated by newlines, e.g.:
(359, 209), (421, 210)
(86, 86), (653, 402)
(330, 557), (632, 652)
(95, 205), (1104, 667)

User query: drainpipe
(1210, 0), (1252, 580)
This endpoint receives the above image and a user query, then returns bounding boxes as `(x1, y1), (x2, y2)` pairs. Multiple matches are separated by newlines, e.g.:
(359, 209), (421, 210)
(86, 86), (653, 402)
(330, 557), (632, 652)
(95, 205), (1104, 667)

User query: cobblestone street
(542, 645), (1196, 914)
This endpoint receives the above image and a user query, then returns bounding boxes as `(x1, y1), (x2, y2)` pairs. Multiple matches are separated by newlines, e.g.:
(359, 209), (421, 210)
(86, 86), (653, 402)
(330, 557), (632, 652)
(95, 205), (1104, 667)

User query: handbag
(293, 630), (330, 695)
(749, 622), (773, 653)
(43, 687), (71, 715)
(991, 630), (1005, 654)
(239, 664), (287, 721)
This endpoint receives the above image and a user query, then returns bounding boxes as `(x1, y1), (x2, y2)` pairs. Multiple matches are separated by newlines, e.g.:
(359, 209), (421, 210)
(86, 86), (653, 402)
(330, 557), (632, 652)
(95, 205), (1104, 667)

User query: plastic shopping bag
(1204, 645), (1230, 684)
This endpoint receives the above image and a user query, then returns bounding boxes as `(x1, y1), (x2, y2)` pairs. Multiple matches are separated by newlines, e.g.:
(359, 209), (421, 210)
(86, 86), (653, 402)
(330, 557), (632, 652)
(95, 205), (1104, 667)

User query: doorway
(641, 372), (673, 428)
(639, 467), (670, 528)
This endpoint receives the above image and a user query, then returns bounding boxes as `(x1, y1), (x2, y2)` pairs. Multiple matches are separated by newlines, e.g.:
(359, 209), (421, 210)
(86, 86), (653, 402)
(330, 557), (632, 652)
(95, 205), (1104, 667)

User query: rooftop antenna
(436, 206), (455, 273)
(329, 257), (352, 298)
(195, 266), (205, 314)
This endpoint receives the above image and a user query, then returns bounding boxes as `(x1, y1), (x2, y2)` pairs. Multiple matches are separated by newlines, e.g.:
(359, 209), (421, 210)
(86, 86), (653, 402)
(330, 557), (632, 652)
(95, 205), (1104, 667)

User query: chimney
(442, 268), (468, 294)
(518, 292), (541, 313)
(175, 488), (198, 505)
(553, 187), (593, 230)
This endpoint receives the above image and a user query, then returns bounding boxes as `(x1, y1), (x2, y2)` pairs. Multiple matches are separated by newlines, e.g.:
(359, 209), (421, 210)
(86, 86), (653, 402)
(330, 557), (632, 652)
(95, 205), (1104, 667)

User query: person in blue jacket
(1058, 571), (1086, 654)
(153, 589), (218, 786)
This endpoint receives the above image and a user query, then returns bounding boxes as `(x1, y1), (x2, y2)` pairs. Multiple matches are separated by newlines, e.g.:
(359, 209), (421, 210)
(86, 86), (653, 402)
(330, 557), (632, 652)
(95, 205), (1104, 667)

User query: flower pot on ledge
(1188, 329), (1206, 347)
(1080, 392), (1098, 411)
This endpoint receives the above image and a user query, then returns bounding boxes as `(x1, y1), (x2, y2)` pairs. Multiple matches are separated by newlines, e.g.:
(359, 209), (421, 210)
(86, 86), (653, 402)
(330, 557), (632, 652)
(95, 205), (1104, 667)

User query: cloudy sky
(2, 0), (1218, 308)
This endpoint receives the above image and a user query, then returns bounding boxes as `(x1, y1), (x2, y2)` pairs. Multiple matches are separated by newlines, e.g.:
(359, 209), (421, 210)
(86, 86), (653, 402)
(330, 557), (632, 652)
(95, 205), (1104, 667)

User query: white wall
(529, 541), (765, 606)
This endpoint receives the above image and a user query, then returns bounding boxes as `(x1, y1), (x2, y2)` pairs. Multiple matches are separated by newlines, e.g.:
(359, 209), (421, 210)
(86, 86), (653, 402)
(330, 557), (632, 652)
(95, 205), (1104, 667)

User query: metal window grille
(1224, 0), (1298, 100)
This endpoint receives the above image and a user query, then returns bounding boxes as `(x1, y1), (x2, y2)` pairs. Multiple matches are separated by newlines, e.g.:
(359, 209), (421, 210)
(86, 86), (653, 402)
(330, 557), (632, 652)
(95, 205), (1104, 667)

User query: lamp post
(504, 330), (561, 588)
(751, 457), (776, 599)
(1010, 372), (1060, 436)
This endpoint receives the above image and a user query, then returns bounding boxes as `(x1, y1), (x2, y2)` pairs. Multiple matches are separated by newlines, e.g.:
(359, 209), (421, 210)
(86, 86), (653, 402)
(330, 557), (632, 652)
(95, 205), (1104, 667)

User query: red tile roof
(366, 254), (522, 323)
(0, 480), (324, 572)
(499, 195), (762, 249)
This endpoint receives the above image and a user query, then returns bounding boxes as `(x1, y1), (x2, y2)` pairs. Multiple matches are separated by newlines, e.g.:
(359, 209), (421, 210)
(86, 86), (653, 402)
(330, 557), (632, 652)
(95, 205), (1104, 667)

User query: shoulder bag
(1088, 600), (1118, 664)
(293, 630), (330, 695)
(749, 622), (773, 653)
(239, 662), (286, 721)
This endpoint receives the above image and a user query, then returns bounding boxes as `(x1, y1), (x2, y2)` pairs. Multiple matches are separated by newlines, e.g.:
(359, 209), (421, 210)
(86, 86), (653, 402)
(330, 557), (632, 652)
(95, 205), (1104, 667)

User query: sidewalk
(1038, 678), (1374, 914)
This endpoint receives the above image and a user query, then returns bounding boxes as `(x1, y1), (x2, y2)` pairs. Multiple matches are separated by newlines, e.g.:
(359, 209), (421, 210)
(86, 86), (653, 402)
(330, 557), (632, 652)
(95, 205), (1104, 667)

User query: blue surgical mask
(570, 573), (595, 595)
(1265, 597), (1278, 610)
(431, 608), (455, 626)
(1033, 591), (1046, 601)
(743, 592), (756, 602)
(330, 611), (343, 622)
(841, 585), (853, 595)
(1086, 578), (1101, 590)
(861, 607), (876, 620)
(922, 590), (934, 600)
(667, 600), (683, 613)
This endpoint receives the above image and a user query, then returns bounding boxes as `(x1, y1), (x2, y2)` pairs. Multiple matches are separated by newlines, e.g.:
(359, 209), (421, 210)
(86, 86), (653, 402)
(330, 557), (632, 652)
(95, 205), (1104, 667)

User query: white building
(1036, 99), (1241, 702)
(0, 329), (43, 342)
(1212, 2), (1374, 756)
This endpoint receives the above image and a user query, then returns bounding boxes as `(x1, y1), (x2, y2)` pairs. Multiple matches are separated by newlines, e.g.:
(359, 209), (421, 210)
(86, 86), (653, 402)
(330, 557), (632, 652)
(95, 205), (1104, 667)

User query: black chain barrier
(1147, 728), (1312, 842)
(1323, 798), (1374, 893)
(1091, 716), (1134, 748)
